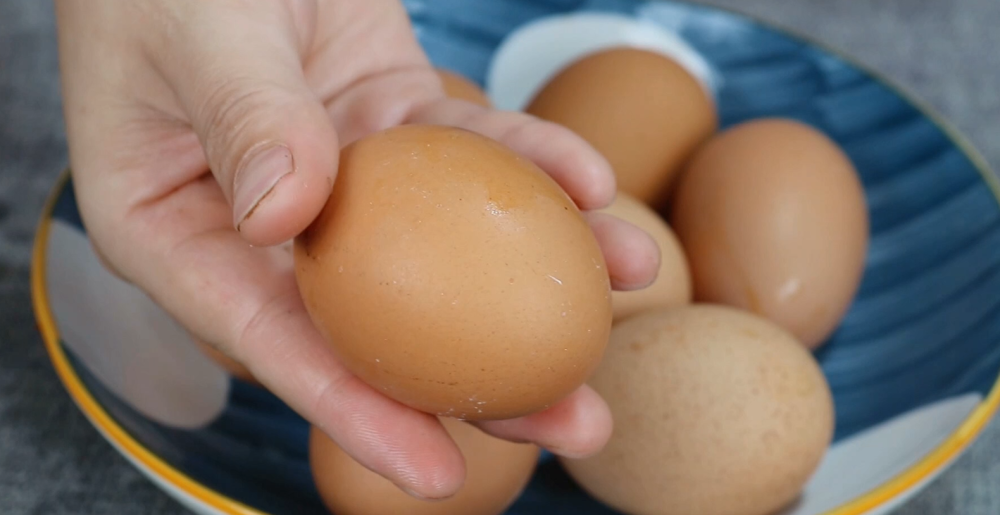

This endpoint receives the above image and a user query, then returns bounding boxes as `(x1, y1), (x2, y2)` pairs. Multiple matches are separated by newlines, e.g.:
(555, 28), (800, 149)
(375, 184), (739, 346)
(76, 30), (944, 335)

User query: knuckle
(310, 371), (354, 426)
(230, 288), (356, 420)
(337, 70), (440, 142)
(89, 239), (130, 283)
(78, 205), (134, 284)
(344, 92), (408, 141)
(195, 77), (285, 178)
(231, 287), (282, 358)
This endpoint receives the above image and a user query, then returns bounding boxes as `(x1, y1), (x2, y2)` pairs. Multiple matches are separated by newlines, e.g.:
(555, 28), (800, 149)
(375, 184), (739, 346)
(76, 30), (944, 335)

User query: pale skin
(55, 0), (660, 500)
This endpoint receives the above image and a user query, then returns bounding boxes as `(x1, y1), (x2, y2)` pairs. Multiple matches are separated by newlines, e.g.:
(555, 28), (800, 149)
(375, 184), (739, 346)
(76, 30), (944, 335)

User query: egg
(437, 68), (492, 107)
(310, 418), (540, 515)
(525, 47), (717, 205)
(294, 124), (612, 420)
(598, 192), (691, 322)
(670, 118), (869, 349)
(560, 305), (834, 515)
(485, 11), (719, 111)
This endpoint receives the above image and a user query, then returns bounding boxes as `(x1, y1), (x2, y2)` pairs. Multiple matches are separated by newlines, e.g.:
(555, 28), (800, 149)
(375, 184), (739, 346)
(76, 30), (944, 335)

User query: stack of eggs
(261, 30), (869, 515)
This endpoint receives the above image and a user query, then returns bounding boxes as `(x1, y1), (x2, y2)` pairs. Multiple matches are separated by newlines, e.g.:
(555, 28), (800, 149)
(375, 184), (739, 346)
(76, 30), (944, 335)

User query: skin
(54, 0), (660, 501)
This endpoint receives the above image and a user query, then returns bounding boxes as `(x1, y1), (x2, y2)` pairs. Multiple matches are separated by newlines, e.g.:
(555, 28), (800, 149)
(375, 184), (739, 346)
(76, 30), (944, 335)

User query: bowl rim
(29, 2), (1000, 514)
(30, 169), (266, 515)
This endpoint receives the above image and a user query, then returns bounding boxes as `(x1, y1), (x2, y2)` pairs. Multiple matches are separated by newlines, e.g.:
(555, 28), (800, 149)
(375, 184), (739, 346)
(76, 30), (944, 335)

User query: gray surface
(1, 0), (998, 513)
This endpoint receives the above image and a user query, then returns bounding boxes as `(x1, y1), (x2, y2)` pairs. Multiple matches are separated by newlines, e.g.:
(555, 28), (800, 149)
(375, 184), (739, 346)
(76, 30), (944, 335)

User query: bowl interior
(36, 1), (1000, 515)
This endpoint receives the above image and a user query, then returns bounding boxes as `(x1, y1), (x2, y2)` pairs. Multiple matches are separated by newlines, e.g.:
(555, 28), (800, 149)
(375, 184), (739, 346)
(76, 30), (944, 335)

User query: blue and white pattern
(42, 1), (1000, 514)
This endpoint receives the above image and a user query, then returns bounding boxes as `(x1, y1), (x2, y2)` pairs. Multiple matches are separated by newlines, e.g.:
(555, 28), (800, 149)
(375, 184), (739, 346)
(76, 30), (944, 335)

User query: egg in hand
(294, 125), (613, 420)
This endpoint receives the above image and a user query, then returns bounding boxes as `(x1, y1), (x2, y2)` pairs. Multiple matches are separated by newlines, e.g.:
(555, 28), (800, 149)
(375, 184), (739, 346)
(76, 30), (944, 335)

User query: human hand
(54, 0), (660, 499)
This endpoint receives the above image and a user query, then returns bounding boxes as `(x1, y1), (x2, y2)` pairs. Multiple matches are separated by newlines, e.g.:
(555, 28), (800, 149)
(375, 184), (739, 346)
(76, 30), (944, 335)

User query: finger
(124, 182), (465, 500)
(586, 211), (661, 291)
(234, 284), (465, 500)
(147, 1), (338, 246)
(476, 385), (613, 459)
(407, 99), (616, 211)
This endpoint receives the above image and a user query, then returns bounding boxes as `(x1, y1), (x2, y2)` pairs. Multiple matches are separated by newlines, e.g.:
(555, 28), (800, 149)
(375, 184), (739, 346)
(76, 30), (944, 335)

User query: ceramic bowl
(31, 1), (1000, 514)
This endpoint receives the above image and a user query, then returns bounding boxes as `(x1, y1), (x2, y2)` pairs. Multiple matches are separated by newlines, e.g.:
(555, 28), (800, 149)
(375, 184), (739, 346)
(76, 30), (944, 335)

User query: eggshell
(670, 118), (869, 349)
(310, 418), (540, 515)
(598, 192), (691, 322)
(560, 304), (834, 515)
(437, 68), (492, 107)
(294, 124), (612, 420)
(525, 47), (717, 205)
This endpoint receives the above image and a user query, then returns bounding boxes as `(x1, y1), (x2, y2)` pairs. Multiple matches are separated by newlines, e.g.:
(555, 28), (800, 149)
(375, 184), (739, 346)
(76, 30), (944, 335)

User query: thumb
(149, 1), (337, 246)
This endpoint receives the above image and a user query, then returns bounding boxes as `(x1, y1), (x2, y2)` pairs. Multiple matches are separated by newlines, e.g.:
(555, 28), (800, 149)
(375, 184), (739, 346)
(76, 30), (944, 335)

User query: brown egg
(598, 192), (691, 322)
(310, 418), (540, 515)
(294, 124), (612, 420)
(525, 47), (717, 205)
(191, 335), (260, 387)
(561, 305), (834, 515)
(670, 118), (869, 349)
(437, 68), (492, 107)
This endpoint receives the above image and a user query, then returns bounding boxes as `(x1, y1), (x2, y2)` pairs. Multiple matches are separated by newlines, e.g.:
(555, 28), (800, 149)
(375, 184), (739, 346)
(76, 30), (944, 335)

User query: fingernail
(233, 143), (293, 230)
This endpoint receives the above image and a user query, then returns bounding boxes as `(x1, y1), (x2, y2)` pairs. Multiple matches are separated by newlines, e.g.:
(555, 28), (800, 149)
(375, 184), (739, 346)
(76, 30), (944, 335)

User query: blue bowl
(31, 1), (1000, 514)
